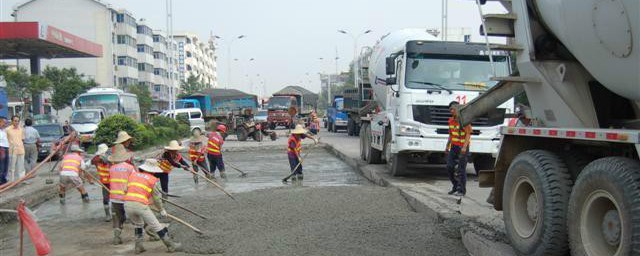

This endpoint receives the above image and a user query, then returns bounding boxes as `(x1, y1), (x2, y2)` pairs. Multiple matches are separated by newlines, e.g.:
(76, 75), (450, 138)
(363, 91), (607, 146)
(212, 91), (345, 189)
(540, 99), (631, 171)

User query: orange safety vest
(287, 135), (302, 155)
(448, 117), (469, 147)
(189, 146), (206, 162)
(94, 156), (111, 184)
(60, 153), (83, 174)
(108, 162), (135, 201)
(124, 172), (158, 205)
(159, 153), (182, 173)
(207, 132), (223, 155)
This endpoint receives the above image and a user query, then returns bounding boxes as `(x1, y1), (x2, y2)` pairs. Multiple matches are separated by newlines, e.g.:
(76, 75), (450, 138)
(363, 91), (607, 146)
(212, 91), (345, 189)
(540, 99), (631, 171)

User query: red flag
(17, 201), (51, 256)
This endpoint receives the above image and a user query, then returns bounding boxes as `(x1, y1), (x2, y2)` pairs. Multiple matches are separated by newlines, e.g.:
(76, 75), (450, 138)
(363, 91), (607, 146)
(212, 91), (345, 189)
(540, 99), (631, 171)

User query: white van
(161, 108), (206, 133)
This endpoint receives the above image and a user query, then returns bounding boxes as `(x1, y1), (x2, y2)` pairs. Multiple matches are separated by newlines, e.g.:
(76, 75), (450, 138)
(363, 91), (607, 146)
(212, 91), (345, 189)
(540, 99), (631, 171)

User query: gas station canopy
(0, 22), (102, 59)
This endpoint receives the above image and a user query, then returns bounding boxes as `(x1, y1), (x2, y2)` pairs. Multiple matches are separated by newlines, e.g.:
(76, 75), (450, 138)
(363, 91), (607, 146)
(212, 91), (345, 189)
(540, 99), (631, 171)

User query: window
(117, 56), (138, 67)
(176, 112), (189, 121)
(137, 45), (144, 53)
(186, 38), (192, 44)
(190, 112), (202, 119)
(117, 56), (126, 66)
(186, 65), (192, 71)
(186, 51), (192, 57)
(116, 13), (124, 23)
(154, 85), (161, 92)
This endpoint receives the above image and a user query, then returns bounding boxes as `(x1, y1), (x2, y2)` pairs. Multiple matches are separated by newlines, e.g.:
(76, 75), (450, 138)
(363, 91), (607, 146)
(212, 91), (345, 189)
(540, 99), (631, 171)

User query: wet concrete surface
(0, 147), (468, 256)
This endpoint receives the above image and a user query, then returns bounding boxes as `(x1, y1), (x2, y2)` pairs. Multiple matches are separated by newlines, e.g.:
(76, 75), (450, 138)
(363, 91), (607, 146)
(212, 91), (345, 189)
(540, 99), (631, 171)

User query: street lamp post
(227, 35), (246, 89)
(166, 0), (175, 110)
(338, 29), (372, 90)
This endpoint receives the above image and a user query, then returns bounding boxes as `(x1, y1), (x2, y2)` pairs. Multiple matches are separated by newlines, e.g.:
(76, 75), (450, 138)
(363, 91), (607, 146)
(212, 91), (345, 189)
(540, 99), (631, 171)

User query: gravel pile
(171, 186), (467, 256)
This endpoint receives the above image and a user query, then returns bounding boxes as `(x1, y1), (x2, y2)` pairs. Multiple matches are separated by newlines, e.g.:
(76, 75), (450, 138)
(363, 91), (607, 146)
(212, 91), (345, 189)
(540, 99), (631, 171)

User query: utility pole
(166, 0), (175, 110)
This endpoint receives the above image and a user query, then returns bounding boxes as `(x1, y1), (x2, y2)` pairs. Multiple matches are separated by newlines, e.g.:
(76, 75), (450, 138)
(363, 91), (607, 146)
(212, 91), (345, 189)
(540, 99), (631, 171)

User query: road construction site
(0, 128), (513, 256)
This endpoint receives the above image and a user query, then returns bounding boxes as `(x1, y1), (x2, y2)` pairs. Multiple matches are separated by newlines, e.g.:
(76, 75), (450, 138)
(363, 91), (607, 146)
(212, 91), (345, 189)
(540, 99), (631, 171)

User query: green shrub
(94, 114), (141, 148)
(152, 116), (179, 130)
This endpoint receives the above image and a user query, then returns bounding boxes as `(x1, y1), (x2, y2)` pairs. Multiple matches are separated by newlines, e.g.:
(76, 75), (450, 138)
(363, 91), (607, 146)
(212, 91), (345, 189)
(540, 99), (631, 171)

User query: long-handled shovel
(282, 150), (312, 183)
(150, 207), (203, 235)
(161, 198), (208, 220)
(183, 167), (235, 200)
(225, 162), (248, 177)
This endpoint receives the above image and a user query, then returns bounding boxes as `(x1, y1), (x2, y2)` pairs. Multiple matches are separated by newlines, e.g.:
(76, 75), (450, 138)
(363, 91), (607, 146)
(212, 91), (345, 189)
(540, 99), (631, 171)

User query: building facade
(14, 0), (181, 111)
(173, 32), (218, 88)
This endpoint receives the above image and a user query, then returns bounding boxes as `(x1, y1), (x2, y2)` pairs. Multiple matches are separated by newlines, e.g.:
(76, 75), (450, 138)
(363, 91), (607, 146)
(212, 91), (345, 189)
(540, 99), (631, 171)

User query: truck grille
(412, 105), (505, 127)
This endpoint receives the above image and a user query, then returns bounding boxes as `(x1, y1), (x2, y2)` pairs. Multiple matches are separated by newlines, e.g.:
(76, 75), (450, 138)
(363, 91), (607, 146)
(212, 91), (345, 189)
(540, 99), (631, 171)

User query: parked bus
(71, 88), (141, 121)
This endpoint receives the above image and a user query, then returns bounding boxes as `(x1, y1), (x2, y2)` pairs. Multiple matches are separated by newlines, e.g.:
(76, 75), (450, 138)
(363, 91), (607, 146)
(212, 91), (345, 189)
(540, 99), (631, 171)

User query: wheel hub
(602, 209), (621, 246)
(526, 193), (538, 221)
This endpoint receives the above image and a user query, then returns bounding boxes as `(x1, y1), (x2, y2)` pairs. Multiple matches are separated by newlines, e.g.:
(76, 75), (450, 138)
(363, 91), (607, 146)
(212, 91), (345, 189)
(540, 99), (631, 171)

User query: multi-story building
(173, 32), (218, 88)
(14, 0), (182, 111)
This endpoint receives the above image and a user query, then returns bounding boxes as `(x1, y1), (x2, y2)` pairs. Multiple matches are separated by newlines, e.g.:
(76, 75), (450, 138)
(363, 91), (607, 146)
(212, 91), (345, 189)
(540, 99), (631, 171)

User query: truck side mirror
(386, 56), (396, 75)
(386, 77), (397, 85)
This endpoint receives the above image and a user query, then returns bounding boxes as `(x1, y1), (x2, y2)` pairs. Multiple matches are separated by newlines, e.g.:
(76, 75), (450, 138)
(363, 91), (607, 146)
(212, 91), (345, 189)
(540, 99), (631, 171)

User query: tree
(127, 83), (152, 120)
(179, 74), (205, 97)
(42, 67), (97, 110)
(0, 65), (51, 99)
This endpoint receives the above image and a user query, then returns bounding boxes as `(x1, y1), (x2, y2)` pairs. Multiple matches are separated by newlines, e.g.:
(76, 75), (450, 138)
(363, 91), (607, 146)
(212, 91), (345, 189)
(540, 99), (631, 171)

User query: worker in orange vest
(446, 101), (472, 197)
(91, 143), (111, 222)
(124, 159), (182, 254)
(107, 144), (135, 245)
(156, 140), (189, 195)
(110, 131), (135, 165)
(284, 124), (318, 182)
(188, 130), (209, 183)
(58, 144), (92, 205)
(207, 124), (227, 179)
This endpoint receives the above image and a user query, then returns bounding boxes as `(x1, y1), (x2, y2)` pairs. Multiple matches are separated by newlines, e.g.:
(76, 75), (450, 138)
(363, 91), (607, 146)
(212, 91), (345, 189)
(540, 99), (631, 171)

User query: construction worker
(446, 101), (472, 197)
(309, 112), (320, 135)
(114, 130), (134, 150)
(91, 143), (111, 222)
(124, 159), (182, 253)
(287, 124), (318, 181)
(157, 140), (188, 194)
(58, 144), (92, 204)
(189, 130), (209, 182)
(206, 124), (226, 179)
(108, 144), (135, 245)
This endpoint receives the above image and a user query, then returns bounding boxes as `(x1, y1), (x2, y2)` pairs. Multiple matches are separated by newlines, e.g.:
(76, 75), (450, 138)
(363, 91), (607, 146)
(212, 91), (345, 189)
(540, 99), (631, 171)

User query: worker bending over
(206, 125), (227, 179)
(287, 124), (318, 181)
(124, 159), (182, 254)
(188, 130), (209, 182)
(58, 145), (92, 204)
(157, 140), (189, 194)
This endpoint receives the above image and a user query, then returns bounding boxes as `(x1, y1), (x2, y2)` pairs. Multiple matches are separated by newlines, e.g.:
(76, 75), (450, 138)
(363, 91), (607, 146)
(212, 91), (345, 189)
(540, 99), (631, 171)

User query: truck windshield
(71, 111), (101, 124)
(335, 99), (344, 110)
(75, 94), (119, 115)
(405, 55), (509, 91)
(267, 97), (291, 110)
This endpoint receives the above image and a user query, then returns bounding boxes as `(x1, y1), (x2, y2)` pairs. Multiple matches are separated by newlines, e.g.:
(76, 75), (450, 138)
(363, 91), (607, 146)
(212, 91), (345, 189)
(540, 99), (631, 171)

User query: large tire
(366, 127), (383, 164)
(252, 131), (263, 142)
(360, 123), (369, 161)
(269, 122), (276, 130)
(389, 153), (408, 176)
(503, 150), (572, 256)
(568, 157), (640, 256)
(473, 155), (495, 175)
(236, 127), (248, 141)
(347, 118), (355, 136)
(560, 151), (593, 181)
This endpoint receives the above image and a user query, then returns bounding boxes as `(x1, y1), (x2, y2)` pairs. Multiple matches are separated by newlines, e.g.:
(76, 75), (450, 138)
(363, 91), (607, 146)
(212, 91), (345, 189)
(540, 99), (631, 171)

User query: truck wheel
(473, 155), (495, 175)
(503, 150), (572, 256)
(347, 119), (355, 136)
(568, 157), (640, 256)
(269, 122), (276, 130)
(366, 127), (383, 164)
(237, 127), (248, 141)
(389, 153), (408, 176)
(560, 151), (593, 181)
(360, 123), (369, 161)
(252, 131), (263, 142)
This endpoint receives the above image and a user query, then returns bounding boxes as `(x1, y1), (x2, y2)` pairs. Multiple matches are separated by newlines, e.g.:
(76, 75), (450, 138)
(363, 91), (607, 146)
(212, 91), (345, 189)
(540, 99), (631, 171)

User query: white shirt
(23, 126), (40, 144)
(0, 128), (9, 148)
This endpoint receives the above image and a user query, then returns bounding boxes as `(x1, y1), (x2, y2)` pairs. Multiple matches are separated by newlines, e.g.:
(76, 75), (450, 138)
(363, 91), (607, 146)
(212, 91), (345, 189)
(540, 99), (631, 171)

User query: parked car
(160, 108), (206, 134)
(33, 123), (65, 161)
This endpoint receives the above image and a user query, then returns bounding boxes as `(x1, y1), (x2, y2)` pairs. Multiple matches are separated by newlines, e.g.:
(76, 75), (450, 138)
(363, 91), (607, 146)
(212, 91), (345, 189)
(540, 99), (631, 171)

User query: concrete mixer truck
(358, 28), (514, 176)
(456, 0), (640, 255)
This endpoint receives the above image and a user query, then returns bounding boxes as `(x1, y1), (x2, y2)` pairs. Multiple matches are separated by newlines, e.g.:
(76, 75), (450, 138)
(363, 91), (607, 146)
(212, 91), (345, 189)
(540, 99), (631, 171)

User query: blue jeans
(0, 147), (8, 184)
(207, 154), (225, 173)
(446, 145), (469, 194)
(288, 155), (303, 175)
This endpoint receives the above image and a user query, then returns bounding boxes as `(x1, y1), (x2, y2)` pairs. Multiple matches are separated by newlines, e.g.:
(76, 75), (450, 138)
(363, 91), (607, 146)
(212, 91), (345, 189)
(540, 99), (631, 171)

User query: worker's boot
(145, 225), (160, 241)
(158, 228), (182, 252)
(81, 193), (90, 203)
(193, 174), (199, 184)
(59, 193), (65, 205)
(134, 227), (146, 254)
(112, 228), (123, 245)
(297, 173), (304, 180)
(219, 171), (227, 179)
(103, 205), (111, 222)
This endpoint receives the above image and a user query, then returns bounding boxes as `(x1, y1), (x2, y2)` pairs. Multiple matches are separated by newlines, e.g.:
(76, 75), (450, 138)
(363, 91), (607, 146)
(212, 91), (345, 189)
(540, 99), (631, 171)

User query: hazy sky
(1, 0), (504, 96)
